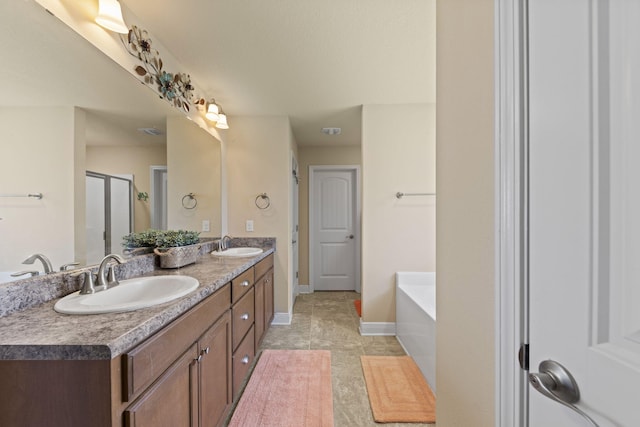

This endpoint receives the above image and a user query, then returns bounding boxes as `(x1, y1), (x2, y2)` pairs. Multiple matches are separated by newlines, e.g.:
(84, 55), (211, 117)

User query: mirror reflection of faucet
(10, 270), (39, 278)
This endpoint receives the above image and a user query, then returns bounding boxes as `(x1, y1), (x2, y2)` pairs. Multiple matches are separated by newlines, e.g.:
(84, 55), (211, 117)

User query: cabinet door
(124, 344), (198, 427)
(199, 311), (232, 427)
(254, 276), (265, 349)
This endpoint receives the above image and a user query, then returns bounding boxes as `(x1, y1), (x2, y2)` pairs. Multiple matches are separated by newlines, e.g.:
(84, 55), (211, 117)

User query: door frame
(308, 165), (361, 293)
(495, 0), (529, 426)
(291, 151), (300, 298)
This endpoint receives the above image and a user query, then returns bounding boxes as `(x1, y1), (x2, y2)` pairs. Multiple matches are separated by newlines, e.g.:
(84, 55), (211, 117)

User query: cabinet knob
(241, 355), (250, 364)
(241, 280), (250, 287)
(241, 313), (250, 321)
(201, 347), (210, 355)
(195, 354), (202, 363)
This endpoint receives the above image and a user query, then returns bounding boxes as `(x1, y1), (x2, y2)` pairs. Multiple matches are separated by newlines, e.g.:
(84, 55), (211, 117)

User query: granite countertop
(0, 244), (274, 361)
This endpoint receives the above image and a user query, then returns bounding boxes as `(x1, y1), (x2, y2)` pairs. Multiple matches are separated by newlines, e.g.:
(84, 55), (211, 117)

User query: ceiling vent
(137, 127), (164, 136)
(321, 127), (341, 136)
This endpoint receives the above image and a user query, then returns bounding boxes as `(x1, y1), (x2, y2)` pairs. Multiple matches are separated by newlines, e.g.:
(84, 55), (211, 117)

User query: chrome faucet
(219, 235), (232, 251)
(21, 254), (54, 274)
(96, 254), (125, 290)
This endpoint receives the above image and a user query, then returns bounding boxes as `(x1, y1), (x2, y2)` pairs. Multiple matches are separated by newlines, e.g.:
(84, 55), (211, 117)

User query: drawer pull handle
(241, 355), (250, 364)
(241, 280), (250, 287)
(241, 313), (250, 321)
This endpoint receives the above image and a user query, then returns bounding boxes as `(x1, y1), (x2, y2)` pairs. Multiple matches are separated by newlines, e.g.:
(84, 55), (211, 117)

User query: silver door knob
(529, 360), (600, 427)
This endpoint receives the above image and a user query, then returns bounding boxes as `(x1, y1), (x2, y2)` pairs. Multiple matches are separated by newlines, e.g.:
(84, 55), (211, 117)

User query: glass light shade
(95, 0), (129, 34)
(216, 113), (229, 129)
(205, 102), (220, 121)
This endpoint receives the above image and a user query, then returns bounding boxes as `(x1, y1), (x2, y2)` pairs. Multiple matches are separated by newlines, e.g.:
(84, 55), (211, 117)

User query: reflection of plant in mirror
(137, 191), (149, 202)
(122, 229), (161, 248)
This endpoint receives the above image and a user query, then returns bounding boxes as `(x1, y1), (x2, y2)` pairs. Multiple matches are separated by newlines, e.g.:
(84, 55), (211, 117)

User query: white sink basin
(54, 275), (199, 315)
(211, 247), (264, 257)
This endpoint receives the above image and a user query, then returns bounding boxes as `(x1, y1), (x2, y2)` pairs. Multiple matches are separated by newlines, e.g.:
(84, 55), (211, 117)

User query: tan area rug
(361, 355), (436, 423)
(228, 349), (334, 427)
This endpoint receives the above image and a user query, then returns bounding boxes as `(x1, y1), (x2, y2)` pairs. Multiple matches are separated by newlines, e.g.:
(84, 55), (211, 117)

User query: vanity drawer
(122, 284), (231, 402)
(232, 325), (255, 398)
(232, 287), (255, 350)
(254, 253), (274, 280)
(231, 268), (254, 303)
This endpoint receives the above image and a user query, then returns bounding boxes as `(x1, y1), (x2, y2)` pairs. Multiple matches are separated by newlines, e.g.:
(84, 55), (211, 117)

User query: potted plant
(153, 230), (202, 268)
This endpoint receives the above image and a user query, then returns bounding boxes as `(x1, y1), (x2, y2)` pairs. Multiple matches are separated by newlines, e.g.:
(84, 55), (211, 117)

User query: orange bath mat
(361, 355), (436, 423)
(354, 299), (361, 317)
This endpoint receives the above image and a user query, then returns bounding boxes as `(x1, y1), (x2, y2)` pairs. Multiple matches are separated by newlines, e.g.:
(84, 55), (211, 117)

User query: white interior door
(528, 1), (640, 426)
(310, 167), (359, 291)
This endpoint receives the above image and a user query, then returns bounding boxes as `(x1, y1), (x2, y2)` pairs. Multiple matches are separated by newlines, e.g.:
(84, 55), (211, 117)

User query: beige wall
(297, 146), (362, 285)
(436, 0), (495, 426)
(227, 116), (294, 316)
(86, 144), (167, 233)
(0, 107), (78, 271)
(361, 104), (436, 323)
(166, 116), (222, 238)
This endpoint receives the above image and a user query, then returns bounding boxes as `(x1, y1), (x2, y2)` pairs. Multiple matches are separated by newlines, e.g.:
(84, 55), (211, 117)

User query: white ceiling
(1, 0), (435, 148)
(122, 0), (436, 146)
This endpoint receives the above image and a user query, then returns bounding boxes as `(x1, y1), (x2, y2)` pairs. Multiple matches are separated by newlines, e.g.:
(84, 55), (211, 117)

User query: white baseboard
(271, 311), (292, 326)
(298, 284), (311, 294)
(359, 320), (396, 336)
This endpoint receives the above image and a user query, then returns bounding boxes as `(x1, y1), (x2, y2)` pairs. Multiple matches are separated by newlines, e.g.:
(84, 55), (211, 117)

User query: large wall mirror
(0, 1), (221, 279)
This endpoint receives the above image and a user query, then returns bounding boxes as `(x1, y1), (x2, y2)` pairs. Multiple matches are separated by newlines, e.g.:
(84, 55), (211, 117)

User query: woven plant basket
(154, 244), (201, 268)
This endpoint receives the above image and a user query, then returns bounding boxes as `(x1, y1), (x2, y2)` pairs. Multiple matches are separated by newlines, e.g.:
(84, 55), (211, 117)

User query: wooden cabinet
(123, 344), (199, 427)
(254, 254), (274, 349)
(197, 311), (232, 427)
(123, 286), (232, 427)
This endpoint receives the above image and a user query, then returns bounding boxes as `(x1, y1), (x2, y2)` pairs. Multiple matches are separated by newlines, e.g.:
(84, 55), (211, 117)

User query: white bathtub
(396, 271), (436, 392)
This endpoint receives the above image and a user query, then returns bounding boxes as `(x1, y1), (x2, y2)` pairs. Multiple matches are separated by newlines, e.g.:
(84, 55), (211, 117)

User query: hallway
(258, 291), (436, 427)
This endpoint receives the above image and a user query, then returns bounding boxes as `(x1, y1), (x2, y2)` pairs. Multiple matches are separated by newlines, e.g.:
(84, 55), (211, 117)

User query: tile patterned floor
(258, 291), (436, 427)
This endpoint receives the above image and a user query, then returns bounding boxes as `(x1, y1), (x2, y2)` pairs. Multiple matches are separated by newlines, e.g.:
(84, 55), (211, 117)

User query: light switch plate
(246, 220), (254, 232)
(202, 220), (210, 232)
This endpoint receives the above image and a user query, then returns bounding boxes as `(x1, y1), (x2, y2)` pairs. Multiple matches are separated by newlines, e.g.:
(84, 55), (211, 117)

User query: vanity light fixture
(216, 109), (229, 129)
(205, 99), (220, 121)
(95, 0), (129, 34)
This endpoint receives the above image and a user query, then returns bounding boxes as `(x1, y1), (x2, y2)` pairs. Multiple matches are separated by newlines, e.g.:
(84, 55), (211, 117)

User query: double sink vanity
(0, 238), (275, 427)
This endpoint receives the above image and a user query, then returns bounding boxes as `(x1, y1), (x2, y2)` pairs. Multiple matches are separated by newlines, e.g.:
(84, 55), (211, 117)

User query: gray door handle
(529, 360), (600, 427)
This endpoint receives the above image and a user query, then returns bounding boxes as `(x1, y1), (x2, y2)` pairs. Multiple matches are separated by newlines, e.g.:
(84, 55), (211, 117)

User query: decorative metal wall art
(121, 25), (206, 113)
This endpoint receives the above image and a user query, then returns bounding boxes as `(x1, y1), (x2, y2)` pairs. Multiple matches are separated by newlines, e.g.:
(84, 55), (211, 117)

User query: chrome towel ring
(182, 193), (198, 209)
(255, 193), (270, 210)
